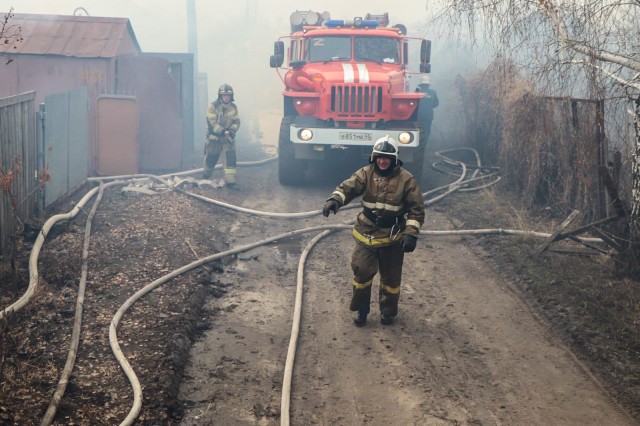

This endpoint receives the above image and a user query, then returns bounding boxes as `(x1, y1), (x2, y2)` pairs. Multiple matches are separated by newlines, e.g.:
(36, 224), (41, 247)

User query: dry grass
(456, 59), (605, 223)
(433, 56), (639, 418)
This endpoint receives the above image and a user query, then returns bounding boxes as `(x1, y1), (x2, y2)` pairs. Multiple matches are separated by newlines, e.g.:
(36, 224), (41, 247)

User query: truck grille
(330, 85), (383, 116)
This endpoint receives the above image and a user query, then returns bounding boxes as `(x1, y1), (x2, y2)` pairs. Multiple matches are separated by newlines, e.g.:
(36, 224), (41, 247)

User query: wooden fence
(0, 91), (37, 254)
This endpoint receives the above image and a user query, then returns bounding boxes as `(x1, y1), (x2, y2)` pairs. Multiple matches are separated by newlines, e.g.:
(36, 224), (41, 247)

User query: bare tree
(432, 0), (640, 271)
(1, 8), (23, 64)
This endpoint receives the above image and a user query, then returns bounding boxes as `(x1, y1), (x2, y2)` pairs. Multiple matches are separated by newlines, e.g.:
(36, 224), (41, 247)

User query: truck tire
(278, 116), (305, 185)
(405, 123), (425, 186)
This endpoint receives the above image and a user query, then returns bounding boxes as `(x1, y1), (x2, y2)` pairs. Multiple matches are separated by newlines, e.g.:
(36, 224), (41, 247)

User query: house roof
(2, 13), (142, 58)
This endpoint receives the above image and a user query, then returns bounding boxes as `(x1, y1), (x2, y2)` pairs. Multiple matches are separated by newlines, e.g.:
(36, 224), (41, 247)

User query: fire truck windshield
(304, 36), (400, 64)
(305, 36), (351, 62)
(355, 36), (399, 64)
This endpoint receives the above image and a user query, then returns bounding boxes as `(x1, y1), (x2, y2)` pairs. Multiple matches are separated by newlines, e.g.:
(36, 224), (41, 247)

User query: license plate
(338, 132), (373, 142)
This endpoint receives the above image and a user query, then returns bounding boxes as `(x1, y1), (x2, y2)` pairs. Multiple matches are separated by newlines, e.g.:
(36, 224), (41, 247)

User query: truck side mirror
(420, 63), (431, 73)
(273, 41), (285, 68)
(420, 39), (431, 65)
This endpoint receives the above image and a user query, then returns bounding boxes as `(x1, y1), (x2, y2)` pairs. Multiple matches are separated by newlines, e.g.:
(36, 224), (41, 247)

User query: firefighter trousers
(204, 138), (237, 183)
(349, 241), (404, 317)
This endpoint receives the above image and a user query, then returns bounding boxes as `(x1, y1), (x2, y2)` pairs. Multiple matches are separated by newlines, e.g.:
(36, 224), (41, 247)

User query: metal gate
(41, 87), (89, 207)
(96, 95), (139, 176)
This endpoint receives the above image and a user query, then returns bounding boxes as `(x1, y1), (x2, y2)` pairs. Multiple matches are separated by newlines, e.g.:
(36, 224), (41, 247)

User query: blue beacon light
(325, 19), (379, 28)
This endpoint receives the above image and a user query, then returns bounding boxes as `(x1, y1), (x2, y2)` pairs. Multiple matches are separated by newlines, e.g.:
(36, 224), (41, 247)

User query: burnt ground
(0, 138), (639, 425)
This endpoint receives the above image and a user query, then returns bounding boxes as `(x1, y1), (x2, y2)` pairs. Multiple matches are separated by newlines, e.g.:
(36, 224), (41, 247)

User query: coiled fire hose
(1, 151), (604, 425)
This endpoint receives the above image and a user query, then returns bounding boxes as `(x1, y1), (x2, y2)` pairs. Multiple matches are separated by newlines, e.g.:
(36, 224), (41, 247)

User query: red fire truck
(270, 11), (432, 185)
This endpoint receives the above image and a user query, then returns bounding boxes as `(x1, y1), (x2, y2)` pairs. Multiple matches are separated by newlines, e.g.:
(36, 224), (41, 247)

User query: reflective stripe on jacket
(207, 100), (240, 140)
(329, 164), (425, 247)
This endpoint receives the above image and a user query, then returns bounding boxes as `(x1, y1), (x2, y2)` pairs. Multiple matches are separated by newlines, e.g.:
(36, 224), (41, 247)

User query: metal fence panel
(68, 89), (89, 189)
(44, 87), (88, 207)
(44, 91), (70, 207)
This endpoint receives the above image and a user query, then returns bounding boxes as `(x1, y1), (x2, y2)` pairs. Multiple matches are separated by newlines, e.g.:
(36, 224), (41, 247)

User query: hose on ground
(87, 156), (277, 183)
(105, 175), (604, 426)
(40, 183), (106, 426)
(0, 183), (121, 320)
(96, 173), (323, 219)
(2, 148), (604, 424)
(280, 229), (333, 426)
(109, 224), (351, 426)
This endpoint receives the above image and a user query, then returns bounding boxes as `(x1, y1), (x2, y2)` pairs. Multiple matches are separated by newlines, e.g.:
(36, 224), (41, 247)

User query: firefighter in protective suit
(322, 136), (425, 326)
(204, 84), (241, 185)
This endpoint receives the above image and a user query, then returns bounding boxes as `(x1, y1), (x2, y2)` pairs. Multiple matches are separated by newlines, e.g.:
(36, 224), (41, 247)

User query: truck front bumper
(289, 125), (420, 148)
(288, 125), (422, 163)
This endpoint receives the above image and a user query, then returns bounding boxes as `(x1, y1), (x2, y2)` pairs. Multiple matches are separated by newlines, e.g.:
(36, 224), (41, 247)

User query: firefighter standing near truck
(322, 136), (425, 326)
(204, 84), (241, 185)
(415, 75), (439, 145)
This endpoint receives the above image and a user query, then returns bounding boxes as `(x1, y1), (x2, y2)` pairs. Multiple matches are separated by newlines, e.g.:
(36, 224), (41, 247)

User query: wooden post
(599, 165), (627, 218)
(533, 210), (580, 256)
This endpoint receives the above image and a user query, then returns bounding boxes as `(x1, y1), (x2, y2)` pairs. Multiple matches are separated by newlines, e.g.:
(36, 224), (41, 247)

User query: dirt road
(1, 136), (635, 425)
(176, 149), (635, 425)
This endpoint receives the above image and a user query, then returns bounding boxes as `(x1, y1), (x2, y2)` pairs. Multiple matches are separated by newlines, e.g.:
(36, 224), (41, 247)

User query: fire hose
(1, 150), (605, 425)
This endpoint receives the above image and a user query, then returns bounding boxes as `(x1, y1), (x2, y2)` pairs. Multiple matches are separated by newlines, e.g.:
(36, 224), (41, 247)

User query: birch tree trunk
(437, 0), (640, 273)
(630, 96), (640, 272)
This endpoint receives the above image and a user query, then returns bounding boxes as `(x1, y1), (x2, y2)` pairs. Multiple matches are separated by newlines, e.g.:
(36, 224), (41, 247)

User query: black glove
(322, 199), (339, 217)
(227, 129), (236, 138)
(402, 234), (417, 253)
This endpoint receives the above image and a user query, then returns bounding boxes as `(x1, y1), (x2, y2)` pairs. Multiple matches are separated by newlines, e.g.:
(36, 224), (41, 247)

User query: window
(305, 37), (352, 62)
(354, 37), (399, 64)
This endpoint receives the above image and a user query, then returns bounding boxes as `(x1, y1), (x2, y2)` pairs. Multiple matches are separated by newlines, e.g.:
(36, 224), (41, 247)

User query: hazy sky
(1, 1), (434, 52)
(2, 1), (458, 100)
(1, 0), (484, 140)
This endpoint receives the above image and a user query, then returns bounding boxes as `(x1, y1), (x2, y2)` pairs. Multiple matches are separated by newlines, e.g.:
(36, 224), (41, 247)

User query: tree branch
(538, 0), (640, 73)
(565, 60), (640, 90)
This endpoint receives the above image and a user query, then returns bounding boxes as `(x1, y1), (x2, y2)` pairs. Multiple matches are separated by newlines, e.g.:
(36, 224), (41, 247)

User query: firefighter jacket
(207, 100), (240, 141)
(416, 85), (439, 124)
(328, 165), (425, 247)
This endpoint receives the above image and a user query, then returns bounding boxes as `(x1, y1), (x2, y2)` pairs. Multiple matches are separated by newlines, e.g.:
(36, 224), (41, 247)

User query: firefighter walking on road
(204, 83), (241, 185)
(322, 136), (425, 326)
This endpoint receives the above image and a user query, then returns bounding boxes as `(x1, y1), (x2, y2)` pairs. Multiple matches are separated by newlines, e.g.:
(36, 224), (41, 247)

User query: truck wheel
(405, 124), (425, 186)
(278, 116), (305, 185)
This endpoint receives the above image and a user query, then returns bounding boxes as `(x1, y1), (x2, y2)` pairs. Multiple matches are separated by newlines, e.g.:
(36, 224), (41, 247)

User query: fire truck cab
(270, 11), (432, 185)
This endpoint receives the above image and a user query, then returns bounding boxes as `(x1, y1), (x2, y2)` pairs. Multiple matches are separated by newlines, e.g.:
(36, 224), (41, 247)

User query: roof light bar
(324, 18), (379, 28)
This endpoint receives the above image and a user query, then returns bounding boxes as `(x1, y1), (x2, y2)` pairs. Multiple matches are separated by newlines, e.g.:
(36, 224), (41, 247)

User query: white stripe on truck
(342, 63), (355, 83)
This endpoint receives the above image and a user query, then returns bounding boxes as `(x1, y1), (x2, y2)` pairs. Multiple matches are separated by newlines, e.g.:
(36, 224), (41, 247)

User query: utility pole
(186, 0), (207, 152)
(246, 0), (257, 24)
(186, 0), (198, 74)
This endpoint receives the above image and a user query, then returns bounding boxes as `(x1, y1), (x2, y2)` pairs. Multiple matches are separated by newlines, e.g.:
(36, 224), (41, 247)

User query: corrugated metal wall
(116, 55), (183, 171)
(0, 92), (37, 254)
(43, 87), (89, 207)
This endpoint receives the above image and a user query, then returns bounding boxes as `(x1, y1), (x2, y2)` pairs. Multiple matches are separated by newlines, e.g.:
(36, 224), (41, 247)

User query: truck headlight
(298, 128), (314, 141)
(397, 132), (413, 144)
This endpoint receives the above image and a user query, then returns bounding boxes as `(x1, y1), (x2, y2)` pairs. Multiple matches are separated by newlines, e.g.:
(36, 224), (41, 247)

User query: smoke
(1, 0), (490, 148)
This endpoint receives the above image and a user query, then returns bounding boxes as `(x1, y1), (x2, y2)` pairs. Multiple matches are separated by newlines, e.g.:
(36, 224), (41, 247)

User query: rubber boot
(380, 314), (393, 325)
(354, 310), (367, 326)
